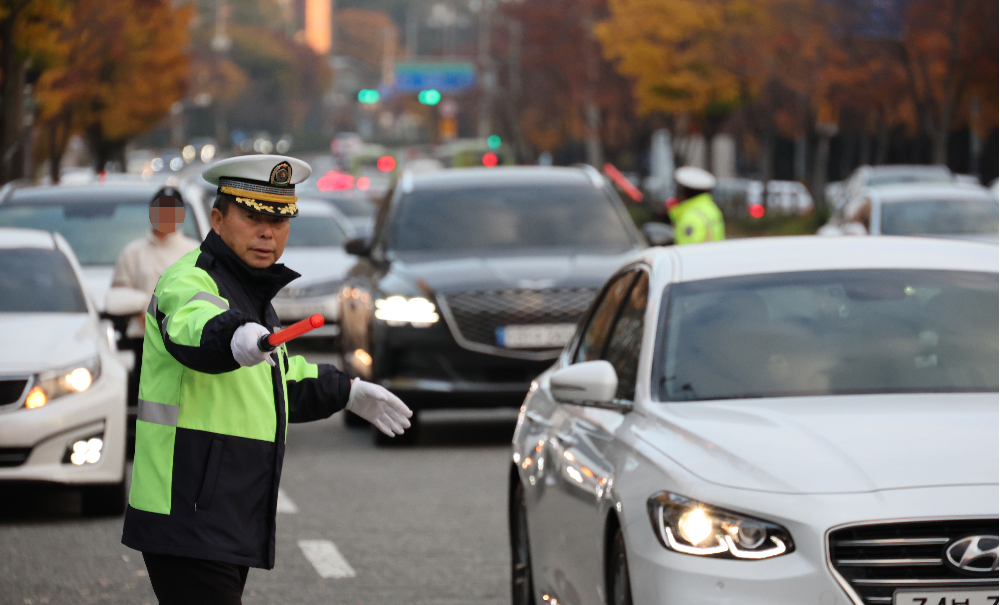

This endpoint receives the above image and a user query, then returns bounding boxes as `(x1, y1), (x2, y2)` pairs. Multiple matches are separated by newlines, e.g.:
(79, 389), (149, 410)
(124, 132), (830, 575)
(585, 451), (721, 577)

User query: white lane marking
(298, 540), (356, 578)
(276, 488), (298, 514)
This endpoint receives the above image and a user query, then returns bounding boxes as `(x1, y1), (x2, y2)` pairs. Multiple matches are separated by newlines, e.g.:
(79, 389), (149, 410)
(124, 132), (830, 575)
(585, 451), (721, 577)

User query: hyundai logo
(944, 535), (999, 573)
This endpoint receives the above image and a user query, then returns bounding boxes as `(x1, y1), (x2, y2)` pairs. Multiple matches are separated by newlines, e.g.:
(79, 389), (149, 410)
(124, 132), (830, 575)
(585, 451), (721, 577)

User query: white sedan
(510, 236), (998, 605)
(0, 227), (128, 515)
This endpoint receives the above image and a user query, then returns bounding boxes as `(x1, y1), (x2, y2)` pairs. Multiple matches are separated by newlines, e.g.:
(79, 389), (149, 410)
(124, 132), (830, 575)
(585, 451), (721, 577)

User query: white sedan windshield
(658, 269), (998, 401)
(880, 199), (999, 237)
(0, 248), (88, 313)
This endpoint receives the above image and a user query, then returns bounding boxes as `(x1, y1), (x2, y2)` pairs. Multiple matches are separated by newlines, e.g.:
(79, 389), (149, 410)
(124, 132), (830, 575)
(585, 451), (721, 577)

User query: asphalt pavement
(0, 350), (519, 605)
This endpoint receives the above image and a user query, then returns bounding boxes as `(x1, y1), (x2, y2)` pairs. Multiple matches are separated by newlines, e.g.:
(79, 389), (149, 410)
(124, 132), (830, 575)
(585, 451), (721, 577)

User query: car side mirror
(105, 287), (148, 316)
(549, 360), (619, 407)
(642, 222), (675, 246)
(344, 237), (371, 257)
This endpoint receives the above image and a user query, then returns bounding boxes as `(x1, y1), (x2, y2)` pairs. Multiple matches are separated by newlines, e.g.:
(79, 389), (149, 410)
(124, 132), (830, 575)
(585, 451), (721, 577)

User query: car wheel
(343, 410), (367, 428)
(81, 480), (127, 517)
(510, 480), (536, 605)
(606, 527), (633, 605)
(372, 411), (419, 446)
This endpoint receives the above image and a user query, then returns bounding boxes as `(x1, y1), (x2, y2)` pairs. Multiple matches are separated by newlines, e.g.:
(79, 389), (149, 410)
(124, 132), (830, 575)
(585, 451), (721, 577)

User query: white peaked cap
(674, 166), (717, 191)
(202, 155), (312, 186)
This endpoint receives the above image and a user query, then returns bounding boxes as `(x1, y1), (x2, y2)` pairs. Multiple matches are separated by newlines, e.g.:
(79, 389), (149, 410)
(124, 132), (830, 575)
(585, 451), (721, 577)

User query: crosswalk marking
(276, 488), (298, 514)
(297, 540), (356, 578)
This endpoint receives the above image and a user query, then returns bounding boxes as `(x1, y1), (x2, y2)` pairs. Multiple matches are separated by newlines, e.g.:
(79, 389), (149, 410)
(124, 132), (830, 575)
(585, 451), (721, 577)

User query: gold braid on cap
(220, 186), (298, 204)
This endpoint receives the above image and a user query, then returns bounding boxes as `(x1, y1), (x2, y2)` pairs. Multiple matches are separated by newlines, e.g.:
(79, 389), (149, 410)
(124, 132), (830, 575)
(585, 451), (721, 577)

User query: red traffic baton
(258, 314), (325, 352)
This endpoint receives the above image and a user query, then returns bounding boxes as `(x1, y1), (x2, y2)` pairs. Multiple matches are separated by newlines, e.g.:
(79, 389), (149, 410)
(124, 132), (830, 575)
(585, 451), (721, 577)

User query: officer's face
(212, 206), (290, 268)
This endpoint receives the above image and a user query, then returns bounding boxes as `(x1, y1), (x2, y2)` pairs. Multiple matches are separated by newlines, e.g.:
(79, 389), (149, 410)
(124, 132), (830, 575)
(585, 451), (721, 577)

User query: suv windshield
(0, 248), (88, 313)
(286, 215), (348, 247)
(657, 269), (998, 401)
(0, 199), (200, 265)
(880, 199), (999, 237)
(389, 184), (635, 253)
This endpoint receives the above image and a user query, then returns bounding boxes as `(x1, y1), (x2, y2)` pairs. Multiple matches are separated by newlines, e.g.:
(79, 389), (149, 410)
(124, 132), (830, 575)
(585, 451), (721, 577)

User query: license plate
(495, 324), (576, 348)
(894, 590), (999, 605)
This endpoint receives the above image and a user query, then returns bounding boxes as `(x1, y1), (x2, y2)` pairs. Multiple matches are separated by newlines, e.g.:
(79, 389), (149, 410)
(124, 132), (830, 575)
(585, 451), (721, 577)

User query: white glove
(230, 323), (276, 368)
(346, 379), (413, 437)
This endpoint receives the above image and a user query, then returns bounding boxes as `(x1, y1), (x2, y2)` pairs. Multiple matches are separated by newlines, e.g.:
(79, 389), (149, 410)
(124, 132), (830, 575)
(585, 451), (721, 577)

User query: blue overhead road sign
(394, 62), (476, 93)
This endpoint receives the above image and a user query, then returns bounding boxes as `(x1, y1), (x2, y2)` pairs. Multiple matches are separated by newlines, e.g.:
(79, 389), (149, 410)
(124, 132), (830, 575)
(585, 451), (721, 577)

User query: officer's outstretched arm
(282, 354), (352, 422)
(150, 268), (252, 374)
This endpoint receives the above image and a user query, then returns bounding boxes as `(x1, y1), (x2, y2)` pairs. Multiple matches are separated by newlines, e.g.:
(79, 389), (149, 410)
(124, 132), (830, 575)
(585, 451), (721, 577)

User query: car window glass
(390, 184), (635, 254)
(658, 269), (998, 401)
(880, 199), (999, 237)
(0, 248), (88, 313)
(0, 202), (200, 265)
(575, 271), (637, 364)
(602, 271), (649, 401)
(286, 215), (349, 247)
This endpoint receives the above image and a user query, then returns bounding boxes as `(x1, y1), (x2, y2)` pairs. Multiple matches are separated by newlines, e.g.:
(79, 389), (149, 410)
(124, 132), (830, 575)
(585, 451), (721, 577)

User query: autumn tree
(34, 0), (192, 175)
(0, 0), (69, 183)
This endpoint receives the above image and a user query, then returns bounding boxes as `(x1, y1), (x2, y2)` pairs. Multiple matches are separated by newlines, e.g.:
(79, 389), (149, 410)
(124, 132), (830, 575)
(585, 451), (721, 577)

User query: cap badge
(270, 162), (292, 186)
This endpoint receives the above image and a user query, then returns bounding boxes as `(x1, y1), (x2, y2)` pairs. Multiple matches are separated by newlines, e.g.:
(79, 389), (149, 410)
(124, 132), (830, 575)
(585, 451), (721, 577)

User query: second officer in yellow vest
(666, 166), (725, 245)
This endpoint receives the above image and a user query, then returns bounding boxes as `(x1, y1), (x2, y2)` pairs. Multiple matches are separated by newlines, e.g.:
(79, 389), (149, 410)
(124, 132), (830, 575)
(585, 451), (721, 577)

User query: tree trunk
(758, 129), (774, 182)
(812, 131), (832, 211)
(931, 125), (949, 166)
(0, 12), (27, 184)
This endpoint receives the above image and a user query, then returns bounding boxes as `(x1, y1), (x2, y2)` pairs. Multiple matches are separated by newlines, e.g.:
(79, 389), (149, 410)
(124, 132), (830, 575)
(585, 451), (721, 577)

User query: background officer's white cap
(203, 155), (312, 217)
(674, 166), (717, 191)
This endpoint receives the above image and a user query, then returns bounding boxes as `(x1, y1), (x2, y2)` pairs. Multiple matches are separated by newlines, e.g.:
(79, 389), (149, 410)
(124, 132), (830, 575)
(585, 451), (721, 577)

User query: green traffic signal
(487, 135), (501, 149)
(418, 89), (442, 105)
(358, 89), (380, 104)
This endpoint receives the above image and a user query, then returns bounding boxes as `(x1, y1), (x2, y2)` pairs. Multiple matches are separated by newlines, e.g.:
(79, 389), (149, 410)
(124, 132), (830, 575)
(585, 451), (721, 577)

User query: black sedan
(338, 165), (649, 441)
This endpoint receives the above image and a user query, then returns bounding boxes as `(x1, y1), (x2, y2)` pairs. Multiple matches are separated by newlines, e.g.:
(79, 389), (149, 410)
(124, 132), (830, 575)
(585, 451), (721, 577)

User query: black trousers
(143, 552), (249, 605)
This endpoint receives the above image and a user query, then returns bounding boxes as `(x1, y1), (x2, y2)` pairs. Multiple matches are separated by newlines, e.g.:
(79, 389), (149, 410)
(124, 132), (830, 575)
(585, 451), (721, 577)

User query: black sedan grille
(0, 379), (28, 406)
(829, 519), (1000, 604)
(440, 287), (597, 351)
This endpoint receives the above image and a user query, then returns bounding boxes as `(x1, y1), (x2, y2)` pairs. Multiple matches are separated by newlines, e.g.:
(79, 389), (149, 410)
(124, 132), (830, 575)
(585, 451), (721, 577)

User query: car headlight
(647, 492), (794, 559)
(24, 355), (102, 410)
(374, 296), (439, 327)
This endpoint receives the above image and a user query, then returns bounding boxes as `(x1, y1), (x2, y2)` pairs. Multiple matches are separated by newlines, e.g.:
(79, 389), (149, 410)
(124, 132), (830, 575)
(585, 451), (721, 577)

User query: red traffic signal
(377, 156), (396, 172)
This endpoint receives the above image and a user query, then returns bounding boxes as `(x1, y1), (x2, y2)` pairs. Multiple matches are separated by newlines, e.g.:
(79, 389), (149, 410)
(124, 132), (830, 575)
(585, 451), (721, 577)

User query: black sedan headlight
(647, 492), (794, 559)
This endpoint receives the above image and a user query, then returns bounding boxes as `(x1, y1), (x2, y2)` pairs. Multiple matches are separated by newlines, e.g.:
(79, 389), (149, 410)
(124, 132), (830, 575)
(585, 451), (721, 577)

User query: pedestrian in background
(665, 166), (726, 244)
(122, 155), (412, 605)
(109, 186), (199, 407)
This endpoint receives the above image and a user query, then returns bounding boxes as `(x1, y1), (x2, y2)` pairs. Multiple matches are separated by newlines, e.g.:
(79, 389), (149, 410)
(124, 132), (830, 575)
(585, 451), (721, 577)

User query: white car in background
(0, 182), (209, 312)
(828, 183), (998, 242)
(271, 199), (358, 342)
(0, 228), (129, 516)
(510, 236), (998, 605)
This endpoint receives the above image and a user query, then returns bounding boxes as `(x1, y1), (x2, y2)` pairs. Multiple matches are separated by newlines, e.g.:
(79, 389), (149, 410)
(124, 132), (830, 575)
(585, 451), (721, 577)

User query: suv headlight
(374, 296), (439, 327)
(25, 355), (102, 410)
(647, 492), (794, 559)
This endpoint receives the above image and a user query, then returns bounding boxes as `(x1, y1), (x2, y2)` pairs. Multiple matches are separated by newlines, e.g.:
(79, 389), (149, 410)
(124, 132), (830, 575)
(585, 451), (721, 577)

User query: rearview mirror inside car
(344, 237), (371, 257)
(642, 222), (675, 246)
(549, 360), (619, 406)
(105, 287), (148, 316)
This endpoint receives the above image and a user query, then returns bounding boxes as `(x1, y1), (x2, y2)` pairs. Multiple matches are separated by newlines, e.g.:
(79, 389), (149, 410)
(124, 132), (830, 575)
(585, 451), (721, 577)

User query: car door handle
(524, 411), (553, 427)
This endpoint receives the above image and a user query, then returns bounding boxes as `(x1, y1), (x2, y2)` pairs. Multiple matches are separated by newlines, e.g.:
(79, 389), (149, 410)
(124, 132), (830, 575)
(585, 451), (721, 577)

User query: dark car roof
(409, 166), (598, 190)
(4, 183), (162, 205)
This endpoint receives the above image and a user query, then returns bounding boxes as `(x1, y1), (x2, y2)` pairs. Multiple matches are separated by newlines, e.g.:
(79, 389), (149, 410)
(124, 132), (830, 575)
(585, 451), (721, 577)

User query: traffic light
(482, 152), (498, 168)
(358, 89), (380, 104)
(377, 156), (396, 172)
(487, 135), (501, 149)
(418, 89), (441, 105)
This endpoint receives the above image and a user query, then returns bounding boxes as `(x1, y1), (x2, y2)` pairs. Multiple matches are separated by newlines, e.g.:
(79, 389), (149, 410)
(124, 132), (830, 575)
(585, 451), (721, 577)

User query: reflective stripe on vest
(138, 399), (179, 427)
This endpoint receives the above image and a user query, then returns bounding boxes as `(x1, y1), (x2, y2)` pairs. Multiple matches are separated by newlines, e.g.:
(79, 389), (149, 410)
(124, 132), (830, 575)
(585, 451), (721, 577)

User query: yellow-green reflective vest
(668, 193), (725, 244)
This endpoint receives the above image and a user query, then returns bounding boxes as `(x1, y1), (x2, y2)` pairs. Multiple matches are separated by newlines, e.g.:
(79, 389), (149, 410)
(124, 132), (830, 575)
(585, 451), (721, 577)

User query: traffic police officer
(666, 166), (725, 244)
(122, 155), (412, 605)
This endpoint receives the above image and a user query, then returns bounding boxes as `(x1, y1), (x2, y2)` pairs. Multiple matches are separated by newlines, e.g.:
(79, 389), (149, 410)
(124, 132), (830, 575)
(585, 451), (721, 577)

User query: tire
(343, 410), (368, 428)
(81, 480), (127, 517)
(510, 480), (536, 605)
(372, 410), (419, 446)
(606, 527), (633, 605)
